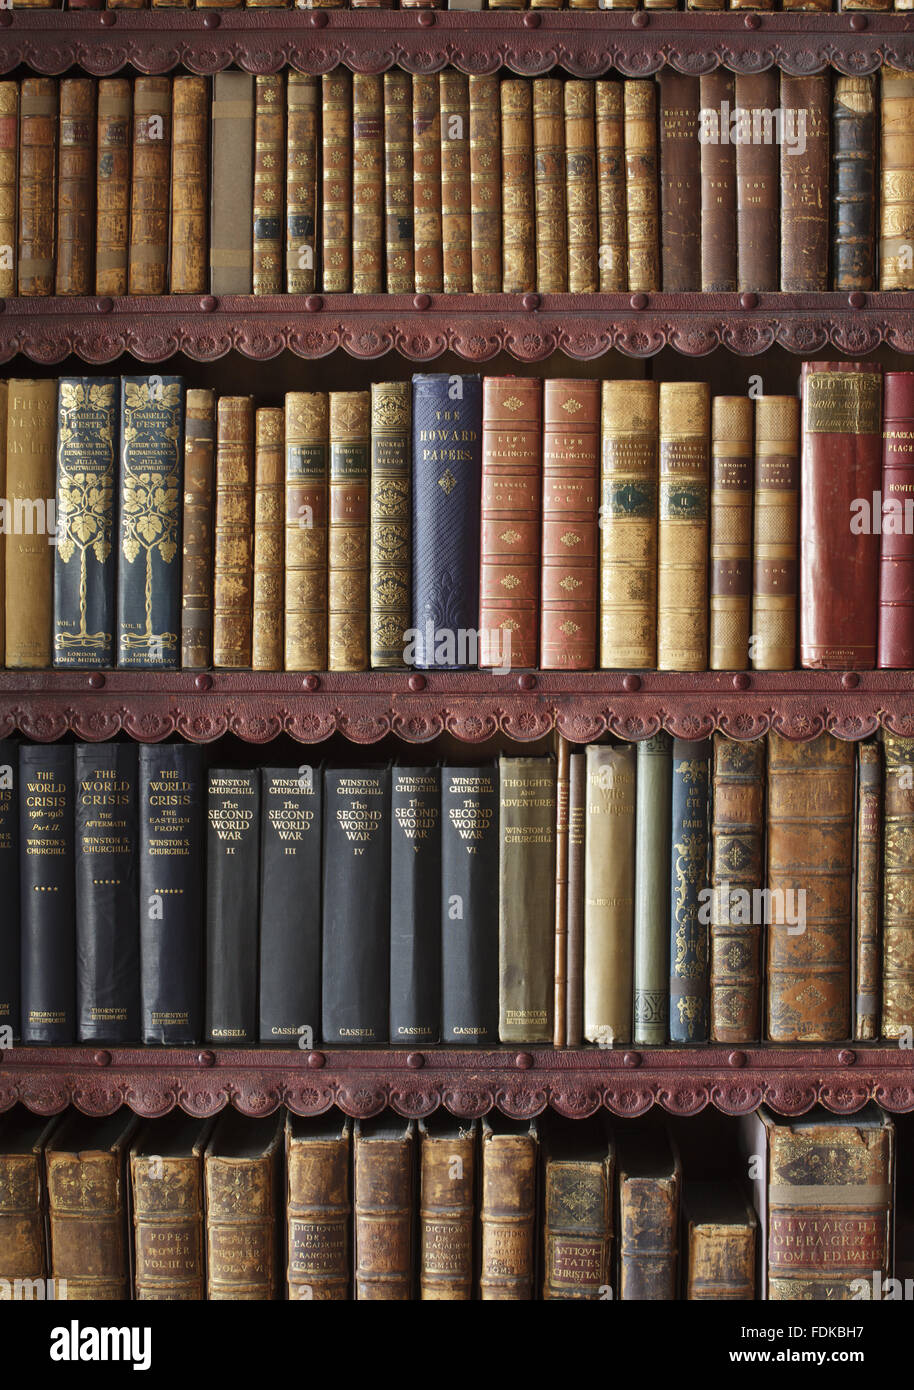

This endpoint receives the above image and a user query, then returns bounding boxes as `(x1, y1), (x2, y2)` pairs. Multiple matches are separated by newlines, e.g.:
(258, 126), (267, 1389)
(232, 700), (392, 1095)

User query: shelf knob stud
(200, 296), (217, 313)
(302, 674), (320, 692)
(632, 10), (649, 25)
(517, 673), (537, 691)
(630, 293), (648, 311)
(839, 1049), (856, 1067)
(522, 292), (540, 311)
(99, 11), (116, 25)
(850, 12), (867, 28)
(515, 1053), (534, 1070)
(308, 9), (328, 24)
(202, 11), (220, 27)
(728, 1051), (747, 1069)
(408, 674), (426, 693)
(88, 673), (106, 690)
(94, 1050), (111, 1067)
(623, 1051), (641, 1068)
(96, 297), (113, 315)
(523, 11), (541, 25)
(842, 672), (859, 690)
(407, 1052), (425, 1069)
(622, 674), (641, 693)
(739, 291), (759, 310)
(194, 674), (213, 693)
(417, 10), (435, 24)
(848, 291), (866, 309)
(307, 1051), (326, 1069)
(304, 295), (323, 313)
(413, 293), (431, 311)
(197, 1051), (215, 1068)
(744, 11), (761, 26)
(732, 672), (750, 691)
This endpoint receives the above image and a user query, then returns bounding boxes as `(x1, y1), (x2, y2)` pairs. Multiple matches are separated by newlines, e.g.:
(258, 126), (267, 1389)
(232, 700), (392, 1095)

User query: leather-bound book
(205, 1112), (283, 1301)
(259, 767), (321, 1044)
(541, 379), (599, 671)
(800, 362), (882, 669)
(766, 732), (855, 1042)
(595, 81), (626, 291)
(634, 733), (671, 1047)
(500, 80), (535, 293)
(390, 766), (440, 1045)
(284, 391), (328, 671)
(670, 738), (711, 1042)
(468, 75), (501, 294)
(498, 755), (556, 1044)
(285, 73), (318, 294)
(658, 70), (700, 292)
(879, 372), (914, 667)
(855, 740), (882, 1041)
(617, 1121), (681, 1301)
(352, 74), (383, 294)
(440, 70), (471, 293)
(328, 390), (371, 672)
(583, 743), (636, 1045)
(735, 70), (780, 291)
(657, 381), (710, 672)
(623, 81), (659, 292)
(55, 78), (95, 295)
(210, 72), (253, 294)
(286, 1111), (351, 1301)
(17, 78), (56, 296)
(553, 737), (569, 1047)
(710, 734), (764, 1044)
(53, 376), (118, 668)
(138, 743), (204, 1044)
(0, 84), (18, 298)
(180, 387), (216, 669)
(252, 407), (284, 671)
(5, 379), (56, 667)
(412, 74), (442, 294)
(831, 75), (876, 291)
(0, 1111), (57, 1297)
(205, 768), (261, 1044)
(47, 1110), (138, 1301)
(543, 1115), (614, 1300)
(253, 74), (284, 296)
(419, 1114), (476, 1300)
(699, 71), (736, 291)
(564, 81), (598, 293)
(213, 394), (255, 669)
(880, 67), (914, 290)
(780, 75), (830, 292)
(0, 384), (4, 665)
(684, 1183), (756, 1300)
(369, 380), (410, 668)
(566, 750), (586, 1046)
(354, 1116), (415, 1301)
(744, 1104), (893, 1300)
(128, 76), (171, 295)
(480, 1115), (537, 1301)
(441, 766), (499, 1044)
(383, 72), (414, 294)
(131, 1114), (211, 1300)
(95, 78), (131, 297)
(710, 395), (753, 671)
(20, 745), (76, 1045)
(751, 395), (800, 672)
(169, 75), (208, 294)
(0, 741), (19, 1040)
(882, 732), (914, 1038)
(480, 375), (542, 670)
(532, 79), (566, 294)
(600, 378), (659, 669)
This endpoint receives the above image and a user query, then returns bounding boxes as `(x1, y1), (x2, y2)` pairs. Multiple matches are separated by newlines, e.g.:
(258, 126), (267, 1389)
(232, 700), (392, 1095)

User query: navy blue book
(669, 738), (712, 1043)
(440, 766), (499, 1044)
(410, 373), (482, 669)
(390, 766), (441, 1045)
(205, 769), (260, 1044)
(20, 745), (76, 1044)
(0, 742), (19, 1039)
(259, 766), (322, 1045)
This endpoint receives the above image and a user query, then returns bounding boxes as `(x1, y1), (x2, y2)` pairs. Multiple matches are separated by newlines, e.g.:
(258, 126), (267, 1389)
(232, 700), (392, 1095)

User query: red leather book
(878, 372), (914, 668)
(800, 361), (883, 670)
(479, 377), (543, 671)
(541, 379), (600, 671)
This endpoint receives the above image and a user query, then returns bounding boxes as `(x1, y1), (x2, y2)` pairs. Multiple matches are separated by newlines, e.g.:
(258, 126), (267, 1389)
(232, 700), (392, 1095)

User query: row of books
(2, 66), (912, 301)
(0, 1102), (897, 1302)
(2, 362), (911, 674)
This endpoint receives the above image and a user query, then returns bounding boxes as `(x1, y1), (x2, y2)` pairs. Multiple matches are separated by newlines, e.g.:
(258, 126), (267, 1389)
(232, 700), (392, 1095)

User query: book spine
(354, 1124), (415, 1301)
(213, 394), (255, 669)
(658, 70), (700, 291)
(205, 769), (260, 1044)
(882, 732), (914, 1038)
(0, 83), (18, 298)
(540, 378), (600, 671)
(553, 737), (569, 1047)
(831, 74), (876, 292)
(369, 380), (411, 669)
(480, 1124), (537, 1300)
(619, 1160), (680, 1299)
(20, 745), (76, 1044)
(600, 377), (659, 669)
(132, 1149), (206, 1300)
(259, 768), (322, 1043)
(595, 80), (626, 291)
(498, 755), (556, 1044)
(699, 70), (737, 291)
(623, 81), (660, 293)
(206, 1135), (279, 1300)
(412, 74), (443, 294)
(5, 379), (57, 668)
(352, 74), (384, 294)
(0, 742), (19, 1038)
(251, 407), (284, 671)
(95, 78), (131, 296)
(878, 371), (914, 667)
(686, 1208), (756, 1299)
(285, 73), (318, 294)
(48, 1142), (131, 1299)
(17, 78), (56, 296)
(383, 71), (414, 294)
(709, 733), (764, 1043)
(210, 72), (254, 295)
(419, 1124), (475, 1300)
(855, 741), (882, 1041)
(440, 767), (499, 1044)
(880, 66), (914, 290)
(169, 76), (208, 294)
(710, 394), (753, 671)
(284, 391), (328, 671)
(564, 80), (598, 293)
(532, 79), (566, 293)
(657, 381), (710, 671)
(390, 767), (441, 1046)
(0, 1140), (45, 1284)
(468, 74), (501, 294)
(0, 382), (5, 665)
(328, 390), (371, 672)
(500, 79), (535, 293)
(780, 74), (830, 292)
(439, 70), (471, 294)
(180, 387), (216, 670)
(286, 1123), (351, 1301)
(670, 738), (711, 1042)
(253, 74), (284, 296)
(565, 751), (586, 1047)
(751, 395), (800, 672)
(544, 1151), (613, 1299)
(320, 70), (351, 292)
(128, 76), (171, 295)
(735, 70), (780, 291)
(584, 743), (636, 1045)
(55, 77), (95, 296)
(634, 733), (672, 1046)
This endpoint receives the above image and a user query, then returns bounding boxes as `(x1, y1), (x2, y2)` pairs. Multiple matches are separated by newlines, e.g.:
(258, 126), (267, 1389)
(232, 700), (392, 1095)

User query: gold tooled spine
(532, 80), (567, 293)
(181, 387), (216, 671)
(55, 78), (95, 297)
(751, 395), (799, 671)
(0, 83), (18, 299)
(882, 732), (914, 1037)
(623, 81), (660, 293)
(657, 381), (710, 671)
(600, 379), (659, 669)
(413, 74), (443, 294)
(321, 70), (351, 293)
(564, 80), (598, 294)
(284, 391), (329, 671)
(855, 741), (882, 1041)
(469, 75), (501, 294)
(710, 395), (753, 671)
(440, 70), (471, 294)
(170, 76), (208, 294)
(128, 76), (172, 296)
(880, 67), (914, 289)
(384, 71), (414, 294)
(370, 381), (411, 669)
(213, 396), (255, 671)
(17, 78), (57, 297)
(328, 391), (371, 672)
(253, 75), (284, 296)
(252, 408), (284, 671)
(352, 74), (384, 295)
(95, 79), (131, 297)
(595, 81), (626, 291)
(500, 79), (535, 293)
(286, 74), (318, 294)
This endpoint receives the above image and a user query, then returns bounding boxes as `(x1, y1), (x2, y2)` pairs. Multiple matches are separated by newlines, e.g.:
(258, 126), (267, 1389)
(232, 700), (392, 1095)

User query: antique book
(46, 1111), (138, 1301)
(543, 1115), (614, 1300)
(594, 80), (626, 291)
(800, 362), (883, 669)
(383, 71), (414, 294)
(880, 66), (914, 290)
(20, 744), (76, 1045)
(831, 75), (876, 291)
(5, 378), (56, 667)
(468, 74), (501, 294)
(480, 1115), (537, 1301)
(252, 74), (284, 296)
(623, 81), (659, 292)
(657, 381), (710, 671)
(352, 74), (384, 294)
(564, 81), (598, 293)
(328, 391), (371, 671)
(205, 1112), (282, 1300)
(0, 1111), (57, 1297)
(169, 75), (208, 294)
(780, 74), (830, 292)
(766, 732), (855, 1042)
(617, 1121), (681, 1301)
(532, 79), (566, 293)
(17, 78), (56, 296)
(0, 384), (4, 667)
(500, 80), (535, 292)
(412, 74), (442, 294)
(210, 72), (254, 294)
(600, 378), (659, 669)
(286, 1111), (351, 1301)
(53, 376), (118, 668)
(95, 78), (131, 296)
(751, 395), (800, 671)
(180, 387), (216, 669)
(709, 734), (765, 1044)
(553, 737), (569, 1047)
(213, 394), (255, 669)
(882, 732), (914, 1037)
(541, 378), (600, 671)
(670, 738), (711, 1043)
(709, 395), (753, 671)
(285, 73), (318, 294)
(0, 83), (18, 298)
(0, 741), (18, 1039)
(284, 391), (328, 671)
(480, 375), (542, 669)
(633, 733), (672, 1047)
(131, 1114), (211, 1300)
(441, 766), (499, 1044)
(440, 70), (471, 293)
(418, 1114), (476, 1300)
(657, 70), (700, 292)
(390, 766), (441, 1045)
(252, 407), (284, 671)
(879, 372), (914, 667)
(583, 743), (636, 1046)
(684, 1184), (757, 1300)
(369, 380), (410, 668)
(566, 750), (586, 1047)
(735, 70), (780, 291)
(128, 76), (171, 295)
(855, 740), (882, 1041)
(699, 70), (737, 291)
(354, 1116), (415, 1301)
(498, 755), (556, 1044)
(205, 768), (261, 1044)
(259, 767), (322, 1044)
(55, 78), (95, 296)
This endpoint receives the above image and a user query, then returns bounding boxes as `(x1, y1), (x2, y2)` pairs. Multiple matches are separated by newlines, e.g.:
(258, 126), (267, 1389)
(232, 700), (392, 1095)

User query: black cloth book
(205, 768), (260, 1044)
(0, 742), (19, 1039)
(390, 765), (441, 1045)
(259, 766), (322, 1045)
(440, 766), (499, 1044)
(20, 744), (76, 1044)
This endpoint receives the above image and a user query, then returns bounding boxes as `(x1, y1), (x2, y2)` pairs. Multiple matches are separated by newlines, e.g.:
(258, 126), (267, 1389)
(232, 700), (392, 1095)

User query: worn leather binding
(565, 750), (586, 1047)
(543, 1116), (614, 1299)
(532, 80), (566, 294)
(657, 381), (710, 672)
(0, 1111), (56, 1295)
(633, 734), (671, 1047)
(441, 766), (499, 1044)
(412, 74), (442, 294)
(780, 75), (830, 293)
(390, 766), (441, 1045)
(882, 732), (914, 1038)
(855, 740), (882, 1041)
(47, 1111), (138, 1301)
(169, 76), (208, 295)
(583, 743), (636, 1045)
(328, 391), (371, 672)
(880, 67), (914, 290)
(0, 741), (18, 1039)
(418, 1113), (476, 1300)
(284, 391), (328, 671)
(20, 745), (75, 1044)
(501, 80), (535, 293)
(369, 381), (410, 668)
(709, 733), (764, 1044)
(131, 1114), (211, 1300)
(210, 72), (253, 295)
(480, 1115), (537, 1301)
(766, 732), (855, 1043)
(0, 83), (17, 298)
(286, 1111), (351, 1302)
(617, 1122), (681, 1301)
(0, 384), (5, 665)
(440, 70), (471, 294)
(735, 70), (780, 292)
(180, 388), (215, 670)
(212, 395), (254, 669)
(469, 75), (501, 295)
(595, 81), (626, 291)
(541, 379), (599, 671)
(800, 362), (883, 669)
(128, 77), (171, 295)
(710, 395), (753, 671)
(383, 72), (414, 294)
(480, 375), (542, 670)
(684, 1184), (757, 1300)
(878, 372), (914, 668)
(253, 75), (284, 296)
(553, 736), (569, 1047)
(670, 738), (711, 1043)
(657, 70), (700, 292)
(17, 78), (56, 296)
(600, 378), (659, 669)
(53, 376), (118, 669)
(831, 75), (876, 292)
(55, 79), (94, 296)
(95, 78), (131, 297)
(352, 75), (384, 294)
(252, 407), (284, 671)
(498, 755), (556, 1044)
(259, 767), (321, 1043)
(205, 1112), (282, 1301)
(4, 379), (55, 668)
(751, 395), (800, 672)
(564, 81), (598, 293)
(699, 71), (737, 291)
(205, 769), (260, 1044)
(285, 73), (318, 294)
(354, 1116), (415, 1301)
(623, 81), (659, 292)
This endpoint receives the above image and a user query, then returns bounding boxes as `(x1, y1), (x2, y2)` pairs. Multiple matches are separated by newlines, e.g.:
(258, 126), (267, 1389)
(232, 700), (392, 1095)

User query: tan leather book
(468, 74), (501, 294)
(369, 380), (410, 669)
(541, 377), (600, 671)
(595, 80), (626, 291)
(285, 391), (329, 670)
(354, 1116), (415, 1301)
(180, 387), (216, 669)
(710, 395), (753, 671)
(0, 82), (17, 299)
(328, 391), (371, 672)
(321, 70), (351, 292)
(684, 1183), (756, 1300)
(543, 1115), (614, 1300)
(252, 407), (284, 671)
(780, 74), (830, 292)
(553, 734), (570, 1047)
(383, 71), (413, 294)
(0, 1111), (57, 1300)
(617, 1121), (681, 1300)
(95, 78), (131, 297)
(751, 395), (800, 671)
(565, 750), (586, 1046)
(564, 80), (598, 293)
(131, 1114), (212, 1301)
(418, 1114), (476, 1300)
(500, 79), (535, 293)
(413, 74), (442, 294)
(600, 378), (659, 669)
(352, 74), (384, 294)
(210, 72), (254, 295)
(532, 79), (566, 293)
(286, 1111), (351, 1301)
(55, 78), (95, 296)
(253, 74), (284, 296)
(128, 76), (171, 295)
(498, 754), (556, 1044)
(583, 742), (636, 1045)
(285, 73), (318, 294)
(657, 381), (710, 671)
(17, 78), (56, 296)
(47, 1110), (139, 1301)
(5, 378), (56, 668)
(439, 70), (471, 294)
(169, 76), (208, 294)
(710, 733), (765, 1043)
(213, 395), (255, 670)
(623, 81), (659, 293)
(880, 66), (914, 289)
(480, 1114), (537, 1301)
(855, 740), (882, 1041)
(205, 1112), (283, 1300)
(882, 732), (914, 1037)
